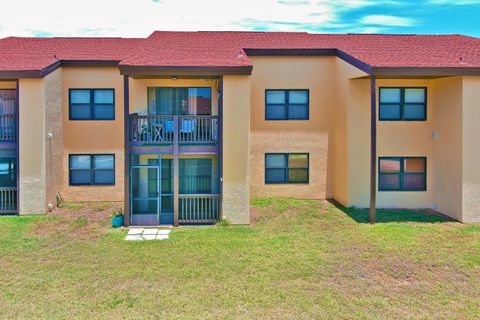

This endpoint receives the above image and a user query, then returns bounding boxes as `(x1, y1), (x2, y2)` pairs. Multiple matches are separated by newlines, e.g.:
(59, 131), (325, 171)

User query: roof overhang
(0, 60), (120, 79)
(119, 65), (253, 77)
(371, 66), (480, 77)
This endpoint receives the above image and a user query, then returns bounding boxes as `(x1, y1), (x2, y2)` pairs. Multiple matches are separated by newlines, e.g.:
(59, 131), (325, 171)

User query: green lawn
(0, 199), (479, 319)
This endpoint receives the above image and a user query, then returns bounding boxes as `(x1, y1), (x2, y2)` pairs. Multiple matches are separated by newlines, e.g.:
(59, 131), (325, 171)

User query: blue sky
(0, 0), (479, 38)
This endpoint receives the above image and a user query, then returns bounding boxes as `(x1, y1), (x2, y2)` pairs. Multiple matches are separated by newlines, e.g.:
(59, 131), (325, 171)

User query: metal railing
(0, 114), (16, 142)
(0, 187), (17, 214)
(179, 194), (220, 224)
(129, 115), (218, 145)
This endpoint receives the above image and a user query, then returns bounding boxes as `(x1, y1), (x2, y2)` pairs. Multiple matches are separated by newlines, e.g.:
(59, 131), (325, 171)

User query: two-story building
(1, 31), (479, 225)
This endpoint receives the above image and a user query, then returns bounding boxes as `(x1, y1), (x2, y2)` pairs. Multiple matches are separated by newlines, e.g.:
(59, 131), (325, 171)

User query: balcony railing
(0, 114), (16, 142)
(129, 115), (218, 145)
(0, 187), (17, 214)
(179, 194), (220, 224)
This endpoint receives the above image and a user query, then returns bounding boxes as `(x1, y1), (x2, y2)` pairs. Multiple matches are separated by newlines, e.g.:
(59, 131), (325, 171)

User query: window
(69, 154), (115, 185)
(379, 87), (426, 121)
(379, 157), (426, 191)
(179, 158), (212, 194)
(148, 87), (212, 115)
(0, 89), (16, 115)
(265, 153), (309, 184)
(265, 90), (309, 120)
(69, 89), (115, 120)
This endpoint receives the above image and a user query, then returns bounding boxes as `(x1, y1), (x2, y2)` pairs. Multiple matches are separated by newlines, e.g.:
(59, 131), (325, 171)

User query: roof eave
(119, 65), (253, 77)
(371, 66), (480, 77)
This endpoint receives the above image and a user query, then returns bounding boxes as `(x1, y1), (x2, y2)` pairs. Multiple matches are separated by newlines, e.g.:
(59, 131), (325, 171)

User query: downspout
(369, 76), (377, 224)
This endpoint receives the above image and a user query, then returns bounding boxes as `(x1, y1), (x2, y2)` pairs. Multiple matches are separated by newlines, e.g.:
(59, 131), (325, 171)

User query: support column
(173, 117), (179, 226)
(123, 75), (130, 226)
(218, 77), (223, 220)
(369, 76), (377, 224)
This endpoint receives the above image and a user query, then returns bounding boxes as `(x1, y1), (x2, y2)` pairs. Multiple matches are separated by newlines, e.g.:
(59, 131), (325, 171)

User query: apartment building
(0, 31), (479, 225)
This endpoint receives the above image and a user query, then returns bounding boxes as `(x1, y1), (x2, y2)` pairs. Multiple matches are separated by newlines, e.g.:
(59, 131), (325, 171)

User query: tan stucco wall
(431, 77), (463, 221)
(461, 77), (480, 223)
(333, 59), (369, 205)
(249, 56), (337, 199)
(0, 81), (16, 89)
(222, 75), (250, 224)
(61, 67), (124, 202)
(19, 78), (47, 214)
(347, 78), (436, 209)
(45, 69), (64, 209)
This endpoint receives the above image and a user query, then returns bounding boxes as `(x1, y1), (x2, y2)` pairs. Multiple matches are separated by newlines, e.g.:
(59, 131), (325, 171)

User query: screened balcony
(128, 115), (218, 145)
(128, 86), (219, 145)
(0, 156), (16, 214)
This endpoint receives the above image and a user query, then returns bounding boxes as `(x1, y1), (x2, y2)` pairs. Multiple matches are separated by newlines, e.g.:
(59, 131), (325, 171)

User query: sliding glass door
(147, 87), (212, 115)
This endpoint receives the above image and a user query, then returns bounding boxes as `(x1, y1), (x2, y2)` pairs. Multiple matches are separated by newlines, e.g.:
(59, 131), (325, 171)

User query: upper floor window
(379, 157), (426, 191)
(265, 153), (309, 184)
(69, 89), (115, 120)
(69, 154), (115, 186)
(379, 87), (426, 121)
(265, 89), (309, 120)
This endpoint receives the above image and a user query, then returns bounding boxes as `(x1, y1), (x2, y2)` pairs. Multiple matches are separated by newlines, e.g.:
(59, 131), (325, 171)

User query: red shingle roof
(1, 31), (480, 74)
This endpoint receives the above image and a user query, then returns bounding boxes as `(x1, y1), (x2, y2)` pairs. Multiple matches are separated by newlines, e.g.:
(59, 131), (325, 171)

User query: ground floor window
(379, 157), (426, 191)
(265, 153), (309, 184)
(69, 154), (115, 186)
(179, 158), (212, 194)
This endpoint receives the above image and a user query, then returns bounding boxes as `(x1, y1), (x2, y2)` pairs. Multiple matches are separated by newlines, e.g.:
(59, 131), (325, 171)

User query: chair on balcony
(180, 119), (196, 134)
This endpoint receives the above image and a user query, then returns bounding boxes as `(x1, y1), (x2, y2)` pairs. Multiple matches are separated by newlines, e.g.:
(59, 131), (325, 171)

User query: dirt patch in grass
(28, 202), (122, 239)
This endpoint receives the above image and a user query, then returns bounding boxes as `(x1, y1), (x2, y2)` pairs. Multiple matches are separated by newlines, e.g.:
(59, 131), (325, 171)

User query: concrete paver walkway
(125, 228), (171, 241)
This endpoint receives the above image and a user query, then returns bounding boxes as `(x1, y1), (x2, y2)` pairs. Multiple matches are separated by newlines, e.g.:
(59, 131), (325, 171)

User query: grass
(0, 199), (479, 319)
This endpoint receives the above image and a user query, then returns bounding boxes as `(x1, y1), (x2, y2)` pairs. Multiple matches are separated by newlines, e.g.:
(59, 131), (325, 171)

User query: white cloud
(428, 0), (480, 4)
(0, 0), (386, 37)
(360, 14), (416, 27)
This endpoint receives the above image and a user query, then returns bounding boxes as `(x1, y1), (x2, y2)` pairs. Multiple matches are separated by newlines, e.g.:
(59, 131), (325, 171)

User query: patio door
(130, 165), (160, 226)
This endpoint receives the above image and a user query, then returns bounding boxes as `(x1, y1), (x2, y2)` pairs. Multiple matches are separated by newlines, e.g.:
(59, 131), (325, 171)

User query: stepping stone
(143, 234), (157, 240)
(128, 228), (143, 235)
(125, 235), (143, 241)
(156, 235), (169, 240)
(143, 229), (158, 235)
(157, 229), (171, 235)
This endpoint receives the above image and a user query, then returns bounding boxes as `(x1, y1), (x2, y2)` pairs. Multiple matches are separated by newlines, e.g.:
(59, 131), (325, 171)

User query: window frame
(265, 89), (310, 121)
(379, 87), (427, 121)
(69, 88), (115, 121)
(378, 156), (427, 192)
(265, 153), (309, 184)
(69, 154), (115, 186)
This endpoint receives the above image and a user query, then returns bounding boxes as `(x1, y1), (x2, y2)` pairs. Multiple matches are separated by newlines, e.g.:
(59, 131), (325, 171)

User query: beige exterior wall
(223, 75), (250, 224)
(45, 69), (64, 208)
(249, 56), (337, 200)
(0, 81), (17, 89)
(431, 77), (463, 221)
(61, 67), (124, 202)
(461, 77), (480, 223)
(347, 78), (436, 209)
(19, 78), (47, 214)
(333, 59), (369, 204)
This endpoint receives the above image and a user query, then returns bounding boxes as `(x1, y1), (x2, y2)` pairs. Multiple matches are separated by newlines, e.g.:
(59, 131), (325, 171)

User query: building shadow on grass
(328, 200), (455, 224)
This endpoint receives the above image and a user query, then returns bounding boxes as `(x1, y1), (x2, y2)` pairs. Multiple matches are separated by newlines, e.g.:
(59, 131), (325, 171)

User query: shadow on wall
(328, 200), (455, 224)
